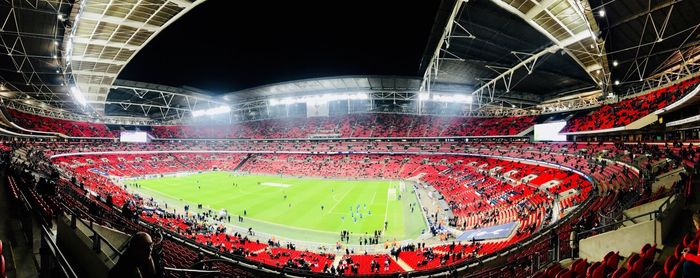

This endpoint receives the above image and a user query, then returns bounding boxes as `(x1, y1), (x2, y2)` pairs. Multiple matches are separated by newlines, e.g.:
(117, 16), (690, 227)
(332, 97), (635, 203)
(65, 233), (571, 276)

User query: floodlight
(418, 92), (430, 101)
(192, 106), (231, 117)
(70, 86), (87, 106)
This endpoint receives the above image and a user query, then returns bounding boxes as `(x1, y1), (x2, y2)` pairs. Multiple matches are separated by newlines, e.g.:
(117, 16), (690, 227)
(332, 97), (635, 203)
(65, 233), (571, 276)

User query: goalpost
(388, 181), (406, 201)
(388, 187), (397, 200)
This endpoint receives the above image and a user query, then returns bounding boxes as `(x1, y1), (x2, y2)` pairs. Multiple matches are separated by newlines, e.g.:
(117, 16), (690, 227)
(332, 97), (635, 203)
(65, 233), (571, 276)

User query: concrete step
(394, 256), (414, 271)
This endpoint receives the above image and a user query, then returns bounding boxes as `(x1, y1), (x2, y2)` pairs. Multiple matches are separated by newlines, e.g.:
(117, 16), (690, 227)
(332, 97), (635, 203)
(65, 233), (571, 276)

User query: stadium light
(192, 106), (231, 117)
(70, 86), (87, 106)
(418, 92), (430, 101)
(434, 94), (472, 103)
(269, 93), (368, 106)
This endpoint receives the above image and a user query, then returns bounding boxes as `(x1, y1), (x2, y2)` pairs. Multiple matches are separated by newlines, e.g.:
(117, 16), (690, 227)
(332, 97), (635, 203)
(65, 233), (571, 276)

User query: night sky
(118, 0), (441, 94)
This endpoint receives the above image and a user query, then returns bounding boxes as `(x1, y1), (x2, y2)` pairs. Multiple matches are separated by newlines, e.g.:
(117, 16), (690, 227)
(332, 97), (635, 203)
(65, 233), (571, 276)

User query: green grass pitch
(130, 172), (427, 244)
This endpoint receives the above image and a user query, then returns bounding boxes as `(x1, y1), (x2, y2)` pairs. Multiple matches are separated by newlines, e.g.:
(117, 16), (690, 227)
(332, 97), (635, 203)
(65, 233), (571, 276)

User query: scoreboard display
(120, 131), (150, 143)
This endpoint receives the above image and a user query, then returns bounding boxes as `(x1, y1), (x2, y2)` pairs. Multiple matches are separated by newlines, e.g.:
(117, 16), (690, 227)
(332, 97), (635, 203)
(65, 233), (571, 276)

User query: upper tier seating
(4, 109), (536, 139)
(562, 76), (700, 132)
(7, 108), (118, 138)
(149, 114), (536, 139)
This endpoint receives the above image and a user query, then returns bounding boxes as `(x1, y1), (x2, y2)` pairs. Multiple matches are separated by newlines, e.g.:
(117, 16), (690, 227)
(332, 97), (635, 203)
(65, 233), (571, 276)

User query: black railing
(163, 267), (221, 277)
(39, 225), (79, 278)
(62, 203), (124, 261)
(577, 194), (677, 244)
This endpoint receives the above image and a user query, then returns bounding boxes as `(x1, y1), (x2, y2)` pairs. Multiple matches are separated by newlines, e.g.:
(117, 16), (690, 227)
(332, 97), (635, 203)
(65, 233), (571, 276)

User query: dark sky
(118, 0), (441, 94)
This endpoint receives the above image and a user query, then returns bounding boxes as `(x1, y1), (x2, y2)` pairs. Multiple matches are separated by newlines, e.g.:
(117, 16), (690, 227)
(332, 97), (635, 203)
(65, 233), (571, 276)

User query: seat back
(555, 269), (573, 278)
(683, 234), (693, 247)
(652, 270), (667, 278)
(631, 257), (645, 274)
(546, 263), (562, 278)
(664, 255), (678, 275)
(674, 244), (683, 260)
(573, 259), (588, 275)
(627, 253), (640, 269)
(604, 251), (615, 262)
(591, 264), (605, 278)
(610, 267), (627, 278)
(643, 247), (656, 261)
(587, 262), (601, 278)
(606, 252), (620, 269)
(669, 260), (683, 278)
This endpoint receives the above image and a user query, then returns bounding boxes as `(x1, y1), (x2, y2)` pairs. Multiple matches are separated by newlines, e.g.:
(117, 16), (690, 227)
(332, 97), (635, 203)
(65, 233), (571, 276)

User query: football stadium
(0, 0), (699, 277)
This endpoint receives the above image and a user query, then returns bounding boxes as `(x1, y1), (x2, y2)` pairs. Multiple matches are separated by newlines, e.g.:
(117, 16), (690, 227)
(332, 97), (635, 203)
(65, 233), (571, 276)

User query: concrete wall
(56, 215), (129, 277)
(626, 113), (658, 130)
(652, 168), (684, 193)
(622, 196), (671, 224)
(579, 220), (660, 261)
(579, 195), (679, 261)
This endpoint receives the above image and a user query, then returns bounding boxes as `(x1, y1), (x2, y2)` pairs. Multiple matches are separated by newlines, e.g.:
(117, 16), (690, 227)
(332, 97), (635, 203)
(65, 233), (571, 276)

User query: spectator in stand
(109, 232), (156, 278)
(681, 212), (700, 277)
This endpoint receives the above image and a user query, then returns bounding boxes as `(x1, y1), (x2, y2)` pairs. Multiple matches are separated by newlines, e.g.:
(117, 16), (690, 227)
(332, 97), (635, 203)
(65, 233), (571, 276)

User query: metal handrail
(61, 202), (124, 259)
(7, 174), (79, 277)
(163, 267), (221, 274)
(577, 194), (676, 239)
(40, 225), (79, 278)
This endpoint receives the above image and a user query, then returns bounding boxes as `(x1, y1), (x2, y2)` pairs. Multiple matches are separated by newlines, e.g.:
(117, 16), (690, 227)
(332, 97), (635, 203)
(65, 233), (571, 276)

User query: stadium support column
(417, 95), (422, 116)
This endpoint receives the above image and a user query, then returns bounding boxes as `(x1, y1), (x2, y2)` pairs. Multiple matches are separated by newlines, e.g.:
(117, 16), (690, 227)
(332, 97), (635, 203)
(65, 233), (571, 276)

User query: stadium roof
(420, 0), (608, 103)
(589, 0), (700, 92)
(0, 1), (73, 109)
(0, 0), (699, 120)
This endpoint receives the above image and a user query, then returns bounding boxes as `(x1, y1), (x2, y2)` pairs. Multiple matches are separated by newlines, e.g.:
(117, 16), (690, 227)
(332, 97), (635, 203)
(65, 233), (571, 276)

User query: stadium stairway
(0, 168), (39, 277)
(394, 257), (414, 271)
(232, 153), (252, 172)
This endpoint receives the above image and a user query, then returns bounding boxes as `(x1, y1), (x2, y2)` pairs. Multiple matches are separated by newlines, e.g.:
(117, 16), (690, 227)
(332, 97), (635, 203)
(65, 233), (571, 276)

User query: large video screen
(120, 131), (150, 143)
(534, 121), (567, 141)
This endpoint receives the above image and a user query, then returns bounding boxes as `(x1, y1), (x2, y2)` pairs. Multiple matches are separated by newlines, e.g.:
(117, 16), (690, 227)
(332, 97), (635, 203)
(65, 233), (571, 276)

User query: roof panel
(105, 0), (138, 18)
(66, 0), (204, 112)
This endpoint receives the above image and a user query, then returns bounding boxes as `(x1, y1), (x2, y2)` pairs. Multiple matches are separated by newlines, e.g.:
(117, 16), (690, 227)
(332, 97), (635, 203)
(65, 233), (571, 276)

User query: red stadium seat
(555, 269), (573, 278)
(641, 243), (657, 261)
(652, 270), (667, 278)
(545, 263), (562, 278)
(627, 253), (640, 269)
(572, 258), (588, 275)
(590, 264), (605, 278)
(586, 262), (601, 278)
(630, 258), (646, 275)
(605, 251), (620, 270)
(610, 267), (627, 278)
(664, 255), (678, 275)
(683, 234), (693, 247)
(674, 244), (684, 260)
(669, 260), (683, 278)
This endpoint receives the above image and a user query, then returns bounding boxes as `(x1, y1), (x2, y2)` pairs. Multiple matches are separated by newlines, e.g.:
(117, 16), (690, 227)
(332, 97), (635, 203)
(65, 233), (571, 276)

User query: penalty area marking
(260, 182), (291, 188)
